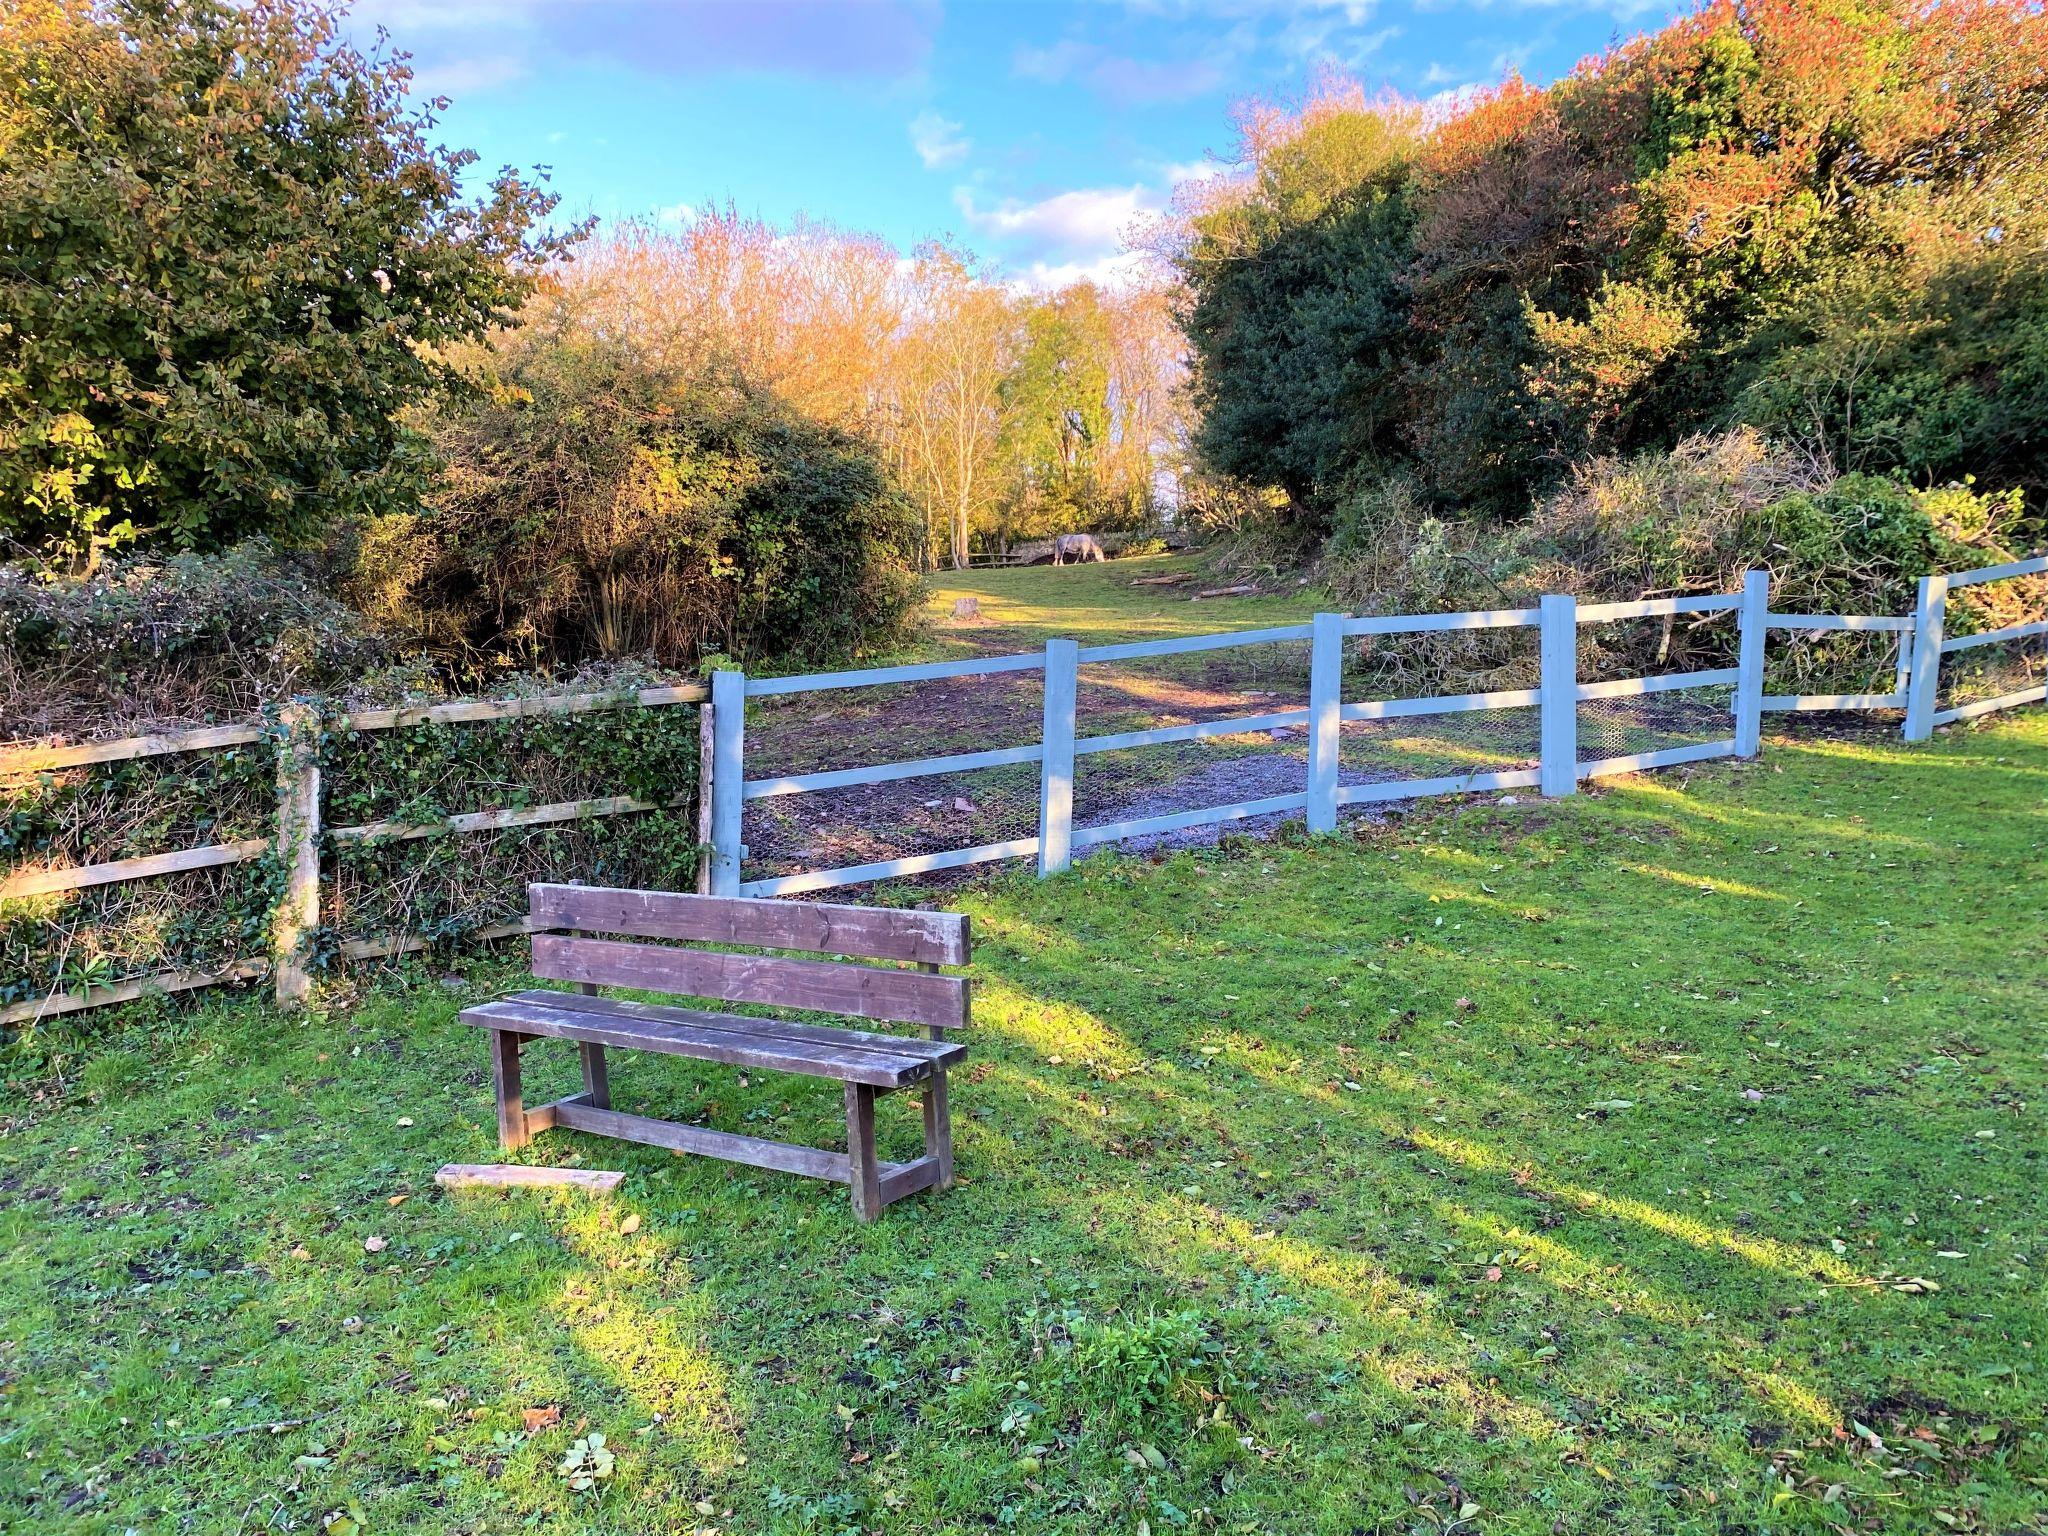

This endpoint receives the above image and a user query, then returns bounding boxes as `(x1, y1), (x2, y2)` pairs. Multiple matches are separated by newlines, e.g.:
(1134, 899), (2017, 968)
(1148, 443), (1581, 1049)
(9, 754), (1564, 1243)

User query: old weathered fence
(0, 684), (708, 1025)
(3, 555), (2041, 1026)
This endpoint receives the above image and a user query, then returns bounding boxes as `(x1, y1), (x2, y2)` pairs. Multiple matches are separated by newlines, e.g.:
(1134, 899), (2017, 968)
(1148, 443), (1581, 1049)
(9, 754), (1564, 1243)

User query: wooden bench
(460, 882), (969, 1221)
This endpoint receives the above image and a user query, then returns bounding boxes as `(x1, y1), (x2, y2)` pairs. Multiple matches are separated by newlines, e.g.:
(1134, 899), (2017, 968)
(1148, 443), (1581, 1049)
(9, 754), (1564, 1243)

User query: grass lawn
(2, 713), (2043, 1535)
(918, 554), (1329, 657)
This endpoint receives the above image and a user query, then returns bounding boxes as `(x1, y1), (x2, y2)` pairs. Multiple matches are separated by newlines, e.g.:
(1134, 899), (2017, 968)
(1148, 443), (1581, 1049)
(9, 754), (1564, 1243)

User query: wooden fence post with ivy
(272, 704), (322, 1006)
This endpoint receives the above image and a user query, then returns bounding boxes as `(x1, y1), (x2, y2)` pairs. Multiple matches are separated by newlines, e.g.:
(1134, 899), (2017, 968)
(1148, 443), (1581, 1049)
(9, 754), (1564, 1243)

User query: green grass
(2, 714), (2044, 1535)
(918, 553), (1329, 657)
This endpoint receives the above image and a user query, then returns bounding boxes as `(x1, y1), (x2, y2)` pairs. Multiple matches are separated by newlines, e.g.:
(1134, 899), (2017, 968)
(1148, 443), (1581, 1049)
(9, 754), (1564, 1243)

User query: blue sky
(347, 0), (1690, 287)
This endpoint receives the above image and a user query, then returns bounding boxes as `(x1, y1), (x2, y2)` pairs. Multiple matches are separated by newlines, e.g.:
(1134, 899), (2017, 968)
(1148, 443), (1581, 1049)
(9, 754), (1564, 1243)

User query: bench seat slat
(460, 996), (959, 1087)
(503, 989), (962, 1062)
(529, 883), (968, 965)
(530, 932), (970, 1030)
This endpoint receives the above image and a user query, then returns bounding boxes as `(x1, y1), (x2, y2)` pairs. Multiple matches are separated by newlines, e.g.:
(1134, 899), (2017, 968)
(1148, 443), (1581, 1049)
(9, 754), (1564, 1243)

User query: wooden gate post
(694, 698), (716, 895)
(708, 668), (746, 896)
(1037, 638), (1078, 876)
(1733, 569), (1770, 758)
(1306, 612), (1344, 833)
(272, 703), (321, 1006)
(1902, 574), (1948, 742)
(1538, 594), (1579, 797)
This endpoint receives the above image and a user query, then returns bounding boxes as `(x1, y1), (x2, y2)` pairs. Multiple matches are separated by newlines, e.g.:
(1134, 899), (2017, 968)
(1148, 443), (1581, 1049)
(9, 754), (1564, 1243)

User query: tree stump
(950, 597), (982, 621)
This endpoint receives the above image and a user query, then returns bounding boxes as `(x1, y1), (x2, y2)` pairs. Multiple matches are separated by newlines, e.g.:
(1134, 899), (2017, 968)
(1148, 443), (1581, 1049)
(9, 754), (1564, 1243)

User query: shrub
(376, 336), (924, 671)
(0, 540), (390, 739)
(1318, 431), (2033, 694)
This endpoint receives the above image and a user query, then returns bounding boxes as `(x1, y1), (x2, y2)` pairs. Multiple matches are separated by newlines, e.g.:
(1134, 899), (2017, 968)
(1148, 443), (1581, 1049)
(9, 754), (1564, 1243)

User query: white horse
(1052, 533), (1105, 565)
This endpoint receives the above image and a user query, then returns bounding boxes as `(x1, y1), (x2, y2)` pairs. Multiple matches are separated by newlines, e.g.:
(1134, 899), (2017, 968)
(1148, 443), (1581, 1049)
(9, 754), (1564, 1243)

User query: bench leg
(921, 1068), (954, 1191)
(844, 1082), (881, 1223)
(579, 1042), (611, 1110)
(490, 1030), (530, 1151)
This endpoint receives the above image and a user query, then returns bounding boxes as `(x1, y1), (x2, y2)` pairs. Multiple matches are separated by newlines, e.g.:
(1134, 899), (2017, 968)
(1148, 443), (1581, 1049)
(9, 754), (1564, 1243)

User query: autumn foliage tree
(1175, 0), (2048, 525)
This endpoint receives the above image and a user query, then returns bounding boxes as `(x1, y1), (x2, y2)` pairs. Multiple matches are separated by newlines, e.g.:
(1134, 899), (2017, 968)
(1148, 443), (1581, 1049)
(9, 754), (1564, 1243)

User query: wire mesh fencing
(740, 665), (1046, 888)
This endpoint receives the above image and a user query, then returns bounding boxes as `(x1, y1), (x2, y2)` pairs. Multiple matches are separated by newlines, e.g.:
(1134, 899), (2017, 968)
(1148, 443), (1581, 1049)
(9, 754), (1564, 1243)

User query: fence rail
(2, 684), (710, 1025)
(5, 556), (2042, 1027)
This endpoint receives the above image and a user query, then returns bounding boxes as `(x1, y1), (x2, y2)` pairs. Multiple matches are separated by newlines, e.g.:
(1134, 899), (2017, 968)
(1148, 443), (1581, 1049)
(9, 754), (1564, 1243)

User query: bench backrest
(526, 883), (971, 1031)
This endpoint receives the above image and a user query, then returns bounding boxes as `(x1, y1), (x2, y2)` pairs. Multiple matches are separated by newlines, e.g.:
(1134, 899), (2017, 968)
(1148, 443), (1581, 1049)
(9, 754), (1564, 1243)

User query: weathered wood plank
(491, 1030), (529, 1151)
(435, 1163), (625, 1194)
(0, 838), (269, 900)
(273, 703), (321, 1007)
(846, 1083), (882, 1222)
(920, 1070), (954, 1191)
(463, 996), (947, 1086)
(878, 1155), (943, 1205)
(530, 933), (971, 1030)
(0, 721), (265, 775)
(0, 956), (267, 1026)
(528, 883), (969, 965)
(341, 683), (705, 733)
(330, 794), (669, 845)
(502, 989), (964, 1064)
(550, 1099), (853, 1181)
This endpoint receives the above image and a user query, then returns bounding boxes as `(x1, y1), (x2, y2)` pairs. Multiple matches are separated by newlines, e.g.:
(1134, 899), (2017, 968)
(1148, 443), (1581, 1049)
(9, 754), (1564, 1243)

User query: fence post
(1037, 637), (1078, 876)
(1903, 574), (1948, 742)
(709, 668), (746, 896)
(694, 698), (716, 895)
(1307, 612), (1344, 833)
(1538, 594), (1578, 797)
(1733, 568), (1769, 758)
(272, 703), (320, 1007)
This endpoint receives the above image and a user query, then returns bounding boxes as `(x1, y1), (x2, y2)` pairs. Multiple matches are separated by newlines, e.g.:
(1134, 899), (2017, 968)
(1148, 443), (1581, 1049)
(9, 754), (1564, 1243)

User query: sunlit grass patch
(1, 711), (2043, 1534)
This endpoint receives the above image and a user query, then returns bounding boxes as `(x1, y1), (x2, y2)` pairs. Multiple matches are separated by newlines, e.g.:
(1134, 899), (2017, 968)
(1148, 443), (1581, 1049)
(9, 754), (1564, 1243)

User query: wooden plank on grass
(435, 1164), (626, 1194)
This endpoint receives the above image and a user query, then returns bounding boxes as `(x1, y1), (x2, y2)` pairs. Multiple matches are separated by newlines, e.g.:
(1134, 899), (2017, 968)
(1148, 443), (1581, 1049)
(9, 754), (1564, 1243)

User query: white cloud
(909, 110), (971, 170)
(1163, 158), (1230, 187)
(407, 54), (528, 99)
(954, 184), (1165, 256)
(1006, 250), (1166, 294)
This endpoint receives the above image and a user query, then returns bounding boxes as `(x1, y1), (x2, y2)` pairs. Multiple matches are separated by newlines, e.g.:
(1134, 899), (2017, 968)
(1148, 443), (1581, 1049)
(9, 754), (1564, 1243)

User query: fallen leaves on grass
(523, 1405), (562, 1432)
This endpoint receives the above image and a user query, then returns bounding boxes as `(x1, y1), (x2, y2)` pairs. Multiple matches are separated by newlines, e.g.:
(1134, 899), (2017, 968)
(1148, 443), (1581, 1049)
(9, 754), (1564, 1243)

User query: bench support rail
(483, 1026), (950, 1220)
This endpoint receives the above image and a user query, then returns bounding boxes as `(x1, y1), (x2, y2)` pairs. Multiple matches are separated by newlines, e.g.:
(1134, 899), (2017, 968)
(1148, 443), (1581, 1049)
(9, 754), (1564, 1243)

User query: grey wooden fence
(707, 558), (2046, 898)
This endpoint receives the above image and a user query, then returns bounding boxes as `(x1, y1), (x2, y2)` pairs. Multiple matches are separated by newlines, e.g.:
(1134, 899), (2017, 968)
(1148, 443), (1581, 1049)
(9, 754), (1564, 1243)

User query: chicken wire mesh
(740, 667), (1045, 882)
(1577, 685), (1737, 763)
(1336, 626), (1540, 799)
(1070, 636), (1313, 848)
(1939, 634), (2046, 714)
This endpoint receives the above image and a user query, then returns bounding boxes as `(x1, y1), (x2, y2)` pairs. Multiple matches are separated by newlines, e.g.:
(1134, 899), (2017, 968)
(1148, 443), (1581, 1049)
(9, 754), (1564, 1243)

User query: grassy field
(918, 553), (1328, 657)
(1, 703), (2042, 1534)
